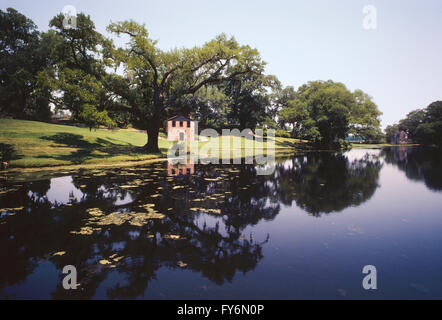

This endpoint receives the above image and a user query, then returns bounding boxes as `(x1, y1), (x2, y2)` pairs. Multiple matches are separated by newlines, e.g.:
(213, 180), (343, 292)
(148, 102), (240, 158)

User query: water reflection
(167, 160), (195, 176)
(274, 152), (382, 216)
(0, 149), (396, 299)
(382, 147), (442, 192)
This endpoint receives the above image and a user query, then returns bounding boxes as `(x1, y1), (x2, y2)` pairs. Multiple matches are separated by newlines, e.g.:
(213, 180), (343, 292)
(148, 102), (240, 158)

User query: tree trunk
(145, 118), (161, 153)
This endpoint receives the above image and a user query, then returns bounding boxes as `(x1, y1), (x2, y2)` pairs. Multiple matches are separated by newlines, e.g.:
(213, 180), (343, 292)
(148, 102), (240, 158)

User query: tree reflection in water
(274, 152), (383, 216)
(0, 150), (384, 299)
(382, 146), (442, 192)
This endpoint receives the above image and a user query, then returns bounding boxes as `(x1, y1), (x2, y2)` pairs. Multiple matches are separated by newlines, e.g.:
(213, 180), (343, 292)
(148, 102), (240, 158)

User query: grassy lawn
(0, 118), (173, 168)
(0, 119), (301, 169)
(186, 135), (303, 159)
(194, 135), (303, 150)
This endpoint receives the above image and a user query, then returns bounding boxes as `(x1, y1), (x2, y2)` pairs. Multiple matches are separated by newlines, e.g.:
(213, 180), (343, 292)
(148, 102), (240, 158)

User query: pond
(1, 147), (442, 299)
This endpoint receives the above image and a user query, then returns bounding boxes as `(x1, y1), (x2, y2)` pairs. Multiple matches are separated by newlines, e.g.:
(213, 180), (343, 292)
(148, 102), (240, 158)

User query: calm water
(1, 147), (442, 299)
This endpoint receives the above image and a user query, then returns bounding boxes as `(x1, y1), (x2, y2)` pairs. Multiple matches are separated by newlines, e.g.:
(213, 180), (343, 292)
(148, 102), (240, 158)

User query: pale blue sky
(2, 0), (441, 127)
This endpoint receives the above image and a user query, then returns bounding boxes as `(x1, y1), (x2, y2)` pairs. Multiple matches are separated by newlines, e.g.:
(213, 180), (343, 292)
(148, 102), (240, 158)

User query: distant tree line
(1, 7), (383, 151)
(385, 101), (442, 147)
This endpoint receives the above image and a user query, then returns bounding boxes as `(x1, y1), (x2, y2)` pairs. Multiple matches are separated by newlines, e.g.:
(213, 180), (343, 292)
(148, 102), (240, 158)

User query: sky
(2, 0), (441, 128)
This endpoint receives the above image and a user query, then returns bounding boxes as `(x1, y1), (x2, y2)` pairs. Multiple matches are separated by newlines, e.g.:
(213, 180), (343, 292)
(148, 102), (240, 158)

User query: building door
(179, 132), (185, 141)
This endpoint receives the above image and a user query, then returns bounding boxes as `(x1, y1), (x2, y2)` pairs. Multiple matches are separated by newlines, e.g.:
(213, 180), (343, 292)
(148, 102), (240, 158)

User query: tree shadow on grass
(38, 133), (160, 164)
(0, 143), (23, 163)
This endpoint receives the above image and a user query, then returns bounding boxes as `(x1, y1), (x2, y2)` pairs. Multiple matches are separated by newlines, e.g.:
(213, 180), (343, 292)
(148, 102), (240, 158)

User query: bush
(275, 130), (291, 138)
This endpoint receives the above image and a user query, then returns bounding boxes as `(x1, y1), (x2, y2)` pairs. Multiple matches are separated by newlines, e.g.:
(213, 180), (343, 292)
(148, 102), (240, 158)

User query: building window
(172, 121), (176, 127)
(187, 121), (190, 128)
(180, 121), (183, 127)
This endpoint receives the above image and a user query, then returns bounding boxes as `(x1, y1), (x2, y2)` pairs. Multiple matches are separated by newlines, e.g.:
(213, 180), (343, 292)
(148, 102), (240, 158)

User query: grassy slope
(0, 119), (173, 167)
(0, 119), (301, 168)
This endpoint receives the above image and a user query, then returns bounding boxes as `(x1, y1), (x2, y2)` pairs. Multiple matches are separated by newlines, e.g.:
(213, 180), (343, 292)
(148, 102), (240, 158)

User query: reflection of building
(167, 115), (195, 142)
(167, 161), (195, 176)
(391, 130), (412, 144)
(391, 146), (410, 162)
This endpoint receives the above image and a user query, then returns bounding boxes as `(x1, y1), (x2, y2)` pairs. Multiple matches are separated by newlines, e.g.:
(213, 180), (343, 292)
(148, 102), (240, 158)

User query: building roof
(168, 115), (192, 122)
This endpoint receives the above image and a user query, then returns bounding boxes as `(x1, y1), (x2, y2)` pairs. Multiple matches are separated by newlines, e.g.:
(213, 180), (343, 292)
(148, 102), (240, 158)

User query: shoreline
(0, 144), (419, 174)
(1, 147), (296, 174)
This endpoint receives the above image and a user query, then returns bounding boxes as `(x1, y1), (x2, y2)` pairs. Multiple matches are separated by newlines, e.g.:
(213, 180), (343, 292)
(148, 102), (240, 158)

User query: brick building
(391, 130), (412, 144)
(167, 115), (195, 142)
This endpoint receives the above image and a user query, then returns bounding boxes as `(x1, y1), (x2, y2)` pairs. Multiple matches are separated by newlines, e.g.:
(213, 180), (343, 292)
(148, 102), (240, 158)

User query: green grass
(193, 135), (302, 150)
(0, 119), (301, 169)
(0, 118), (173, 168)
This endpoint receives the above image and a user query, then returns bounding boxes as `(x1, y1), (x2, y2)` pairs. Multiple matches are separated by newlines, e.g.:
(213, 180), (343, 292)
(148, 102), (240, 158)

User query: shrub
(275, 130), (291, 138)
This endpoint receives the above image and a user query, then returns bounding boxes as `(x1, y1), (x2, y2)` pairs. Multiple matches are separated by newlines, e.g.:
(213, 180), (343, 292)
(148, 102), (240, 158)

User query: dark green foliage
(275, 130), (291, 138)
(278, 81), (383, 147)
(0, 8), (51, 120)
(40, 13), (116, 129)
(389, 101), (442, 147)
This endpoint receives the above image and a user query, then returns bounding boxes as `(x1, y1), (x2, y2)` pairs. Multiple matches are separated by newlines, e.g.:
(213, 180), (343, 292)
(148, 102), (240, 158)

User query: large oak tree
(105, 21), (265, 152)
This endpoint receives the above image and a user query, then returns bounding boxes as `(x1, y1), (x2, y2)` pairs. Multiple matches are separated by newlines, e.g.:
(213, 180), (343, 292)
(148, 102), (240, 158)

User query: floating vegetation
(0, 207), (24, 212)
(86, 208), (104, 217)
(204, 177), (222, 182)
(206, 209), (221, 214)
(80, 210), (167, 229)
(113, 256), (124, 262)
(139, 203), (155, 210)
(163, 234), (185, 240)
(189, 207), (221, 214)
(100, 254), (125, 267)
(70, 226), (101, 235)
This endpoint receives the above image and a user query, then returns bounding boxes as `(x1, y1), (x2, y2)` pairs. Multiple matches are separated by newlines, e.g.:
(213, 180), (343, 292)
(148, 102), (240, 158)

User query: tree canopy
(277, 80), (382, 147)
(38, 13), (116, 128)
(0, 8), (51, 120)
(105, 21), (265, 151)
(386, 101), (442, 147)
